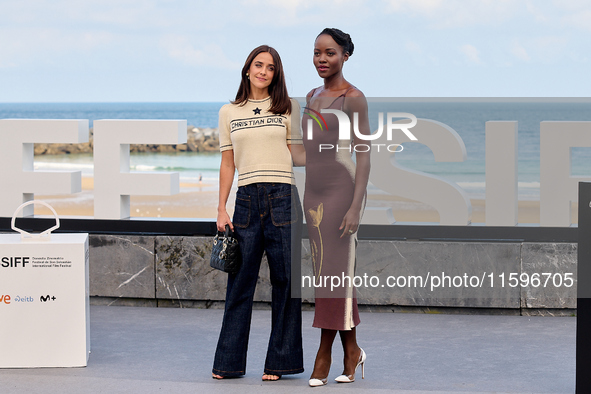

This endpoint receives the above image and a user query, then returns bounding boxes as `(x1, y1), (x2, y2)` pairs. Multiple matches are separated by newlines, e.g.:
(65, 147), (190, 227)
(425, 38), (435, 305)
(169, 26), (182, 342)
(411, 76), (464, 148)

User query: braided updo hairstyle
(318, 28), (354, 56)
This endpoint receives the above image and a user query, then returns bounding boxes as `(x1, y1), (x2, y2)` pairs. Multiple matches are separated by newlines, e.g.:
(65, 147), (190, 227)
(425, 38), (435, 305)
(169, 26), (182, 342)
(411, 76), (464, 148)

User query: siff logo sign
(1, 256), (29, 268)
(304, 109), (418, 152)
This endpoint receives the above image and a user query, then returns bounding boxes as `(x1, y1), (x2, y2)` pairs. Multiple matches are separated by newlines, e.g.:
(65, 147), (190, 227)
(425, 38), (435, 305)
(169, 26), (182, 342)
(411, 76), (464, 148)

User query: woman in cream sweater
(212, 44), (304, 382)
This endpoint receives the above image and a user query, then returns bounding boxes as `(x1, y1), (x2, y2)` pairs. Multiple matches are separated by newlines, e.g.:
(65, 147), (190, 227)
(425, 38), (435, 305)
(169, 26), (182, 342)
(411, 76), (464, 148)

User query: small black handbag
(210, 224), (241, 274)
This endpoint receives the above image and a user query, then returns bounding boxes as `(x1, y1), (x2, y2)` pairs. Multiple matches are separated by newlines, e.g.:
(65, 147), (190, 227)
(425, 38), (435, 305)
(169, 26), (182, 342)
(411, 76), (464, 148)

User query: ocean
(2, 100), (591, 200)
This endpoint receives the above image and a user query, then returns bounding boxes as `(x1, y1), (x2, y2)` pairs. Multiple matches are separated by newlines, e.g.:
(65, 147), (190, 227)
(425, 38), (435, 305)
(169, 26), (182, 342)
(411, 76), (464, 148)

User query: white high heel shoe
(334, 348), (366, 383)
(308, 377), (328, 387)
(308, 357), (333, 387)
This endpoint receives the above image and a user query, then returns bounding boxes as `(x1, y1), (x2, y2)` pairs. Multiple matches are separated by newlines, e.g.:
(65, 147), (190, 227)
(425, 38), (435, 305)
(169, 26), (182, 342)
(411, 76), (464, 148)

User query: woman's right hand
(217, 209), (234, 232)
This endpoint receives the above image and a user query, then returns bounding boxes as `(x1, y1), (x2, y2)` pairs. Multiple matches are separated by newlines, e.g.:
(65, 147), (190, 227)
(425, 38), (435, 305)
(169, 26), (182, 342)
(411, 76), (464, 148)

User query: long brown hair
(232, 45), (291, 115)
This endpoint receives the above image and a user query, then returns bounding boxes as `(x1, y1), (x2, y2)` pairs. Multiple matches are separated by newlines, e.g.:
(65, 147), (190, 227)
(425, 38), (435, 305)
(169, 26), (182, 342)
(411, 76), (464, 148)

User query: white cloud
(264, 0), (316, 12)
(525, 0), (547, 22)
(551, 0), (591, 12)
(531, 35), (568, 62)
(237, 0), (371, 26)
(383, 0), (518, 28)
(386, 0), (443, 15)
(405, 41), (423, 54)
(561, 9), (591, 31)
(511, 41), (530, 61)
(0, 27), (115, 67)
(405, 40), (438, 66)
(1, 0), (591, 99)
(459, 44), (482, 64)
(159, 35), (240, 69)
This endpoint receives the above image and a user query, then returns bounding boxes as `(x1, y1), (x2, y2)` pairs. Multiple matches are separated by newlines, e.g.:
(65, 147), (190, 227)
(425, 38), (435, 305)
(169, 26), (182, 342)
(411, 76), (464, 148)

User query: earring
(246, 72), (249, 77)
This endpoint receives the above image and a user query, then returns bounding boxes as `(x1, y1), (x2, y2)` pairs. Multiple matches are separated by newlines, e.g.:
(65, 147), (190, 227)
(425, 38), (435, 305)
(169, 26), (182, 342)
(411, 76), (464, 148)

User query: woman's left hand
(339, 208), (360, 238)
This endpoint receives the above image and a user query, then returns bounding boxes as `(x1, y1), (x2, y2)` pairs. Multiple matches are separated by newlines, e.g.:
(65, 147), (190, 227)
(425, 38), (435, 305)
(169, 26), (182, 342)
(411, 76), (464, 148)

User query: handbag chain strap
(219, 237), (229, 259)
(214, 232), (234, 259)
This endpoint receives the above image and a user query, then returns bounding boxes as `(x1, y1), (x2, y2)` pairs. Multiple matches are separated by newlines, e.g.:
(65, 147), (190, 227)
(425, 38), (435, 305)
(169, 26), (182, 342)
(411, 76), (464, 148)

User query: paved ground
(0, 305), (575, 393)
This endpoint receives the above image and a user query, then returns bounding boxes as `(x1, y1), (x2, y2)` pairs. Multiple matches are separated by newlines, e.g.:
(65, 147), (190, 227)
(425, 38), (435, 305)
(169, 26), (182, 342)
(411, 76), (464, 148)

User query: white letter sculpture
(540, 121), (591, 227)
(485, 121), (518, 226)
(371, 119), (472, 225)
(93, 120), (187, 219)
(0, 119), (89, 217)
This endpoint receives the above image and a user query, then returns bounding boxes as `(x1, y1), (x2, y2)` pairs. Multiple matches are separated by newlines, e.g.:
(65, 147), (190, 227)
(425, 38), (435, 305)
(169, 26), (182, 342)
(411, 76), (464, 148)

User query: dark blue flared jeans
(212, 183), (303, 377)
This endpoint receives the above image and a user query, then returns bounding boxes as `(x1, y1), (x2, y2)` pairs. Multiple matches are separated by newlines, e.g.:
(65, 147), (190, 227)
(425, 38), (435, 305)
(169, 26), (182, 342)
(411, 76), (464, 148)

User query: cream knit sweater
(218, 97), (302, 186)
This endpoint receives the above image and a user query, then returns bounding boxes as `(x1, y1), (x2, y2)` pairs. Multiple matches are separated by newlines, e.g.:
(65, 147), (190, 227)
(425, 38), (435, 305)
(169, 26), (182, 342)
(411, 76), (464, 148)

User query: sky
(1, 0), (591, 102)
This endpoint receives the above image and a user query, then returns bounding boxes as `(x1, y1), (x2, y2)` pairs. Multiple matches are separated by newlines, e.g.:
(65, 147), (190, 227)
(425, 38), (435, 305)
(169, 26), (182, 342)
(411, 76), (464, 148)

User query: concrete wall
(88, 235), (577, 314)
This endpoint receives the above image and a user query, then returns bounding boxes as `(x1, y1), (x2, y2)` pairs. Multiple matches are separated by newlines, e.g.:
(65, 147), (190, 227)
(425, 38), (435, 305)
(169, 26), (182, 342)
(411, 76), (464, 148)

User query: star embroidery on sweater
(253, 107), (261, 115)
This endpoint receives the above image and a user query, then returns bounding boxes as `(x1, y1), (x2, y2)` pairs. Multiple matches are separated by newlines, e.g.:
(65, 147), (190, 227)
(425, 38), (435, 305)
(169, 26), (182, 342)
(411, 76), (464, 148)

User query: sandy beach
(29, 176), (573, 225)
(33, 177), (221, 219)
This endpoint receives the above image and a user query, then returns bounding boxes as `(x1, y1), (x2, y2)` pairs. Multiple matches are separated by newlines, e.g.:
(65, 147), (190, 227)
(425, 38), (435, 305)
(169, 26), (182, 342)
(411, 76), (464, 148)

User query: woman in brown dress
(302, 28), (371, 386)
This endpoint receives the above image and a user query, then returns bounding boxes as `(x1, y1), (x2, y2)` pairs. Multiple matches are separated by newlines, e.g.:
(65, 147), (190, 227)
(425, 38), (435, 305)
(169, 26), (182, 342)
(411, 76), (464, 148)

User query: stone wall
(88, 234), (577, 314)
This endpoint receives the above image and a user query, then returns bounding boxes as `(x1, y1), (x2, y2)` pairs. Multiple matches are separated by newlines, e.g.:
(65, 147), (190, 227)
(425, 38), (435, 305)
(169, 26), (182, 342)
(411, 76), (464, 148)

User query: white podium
(0, 201), (89, 368)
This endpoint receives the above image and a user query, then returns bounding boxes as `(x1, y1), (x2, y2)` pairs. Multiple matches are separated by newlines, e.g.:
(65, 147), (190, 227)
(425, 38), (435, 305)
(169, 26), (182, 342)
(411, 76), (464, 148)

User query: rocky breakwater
(33, 126), (220, 155)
